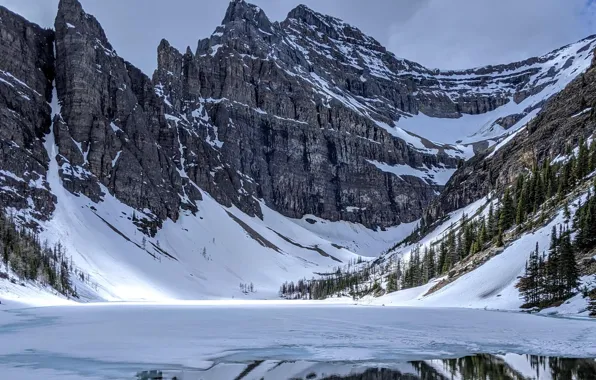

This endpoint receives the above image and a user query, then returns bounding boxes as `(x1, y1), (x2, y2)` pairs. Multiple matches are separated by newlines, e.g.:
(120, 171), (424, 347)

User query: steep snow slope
(398, 36), (596, 145)
(32, 127), (410, 301)
(1, 110), (416, 302)
(369, 192), (593, 315)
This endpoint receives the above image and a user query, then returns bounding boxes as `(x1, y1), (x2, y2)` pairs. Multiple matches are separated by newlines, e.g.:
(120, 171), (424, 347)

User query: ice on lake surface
(0, 303), (595, 379)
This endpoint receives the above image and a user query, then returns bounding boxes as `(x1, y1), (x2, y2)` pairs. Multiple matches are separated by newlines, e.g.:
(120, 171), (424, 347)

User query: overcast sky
(1, 0), (595, 74)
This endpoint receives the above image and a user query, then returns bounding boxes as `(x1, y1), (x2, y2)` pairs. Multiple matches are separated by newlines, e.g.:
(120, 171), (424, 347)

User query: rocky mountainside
(428, 49), (596, 220)
(3, 0), (595, 230)
(151, 0), (596, 228)
(0, 6), (55, 224)
(0, 0), (595, 301)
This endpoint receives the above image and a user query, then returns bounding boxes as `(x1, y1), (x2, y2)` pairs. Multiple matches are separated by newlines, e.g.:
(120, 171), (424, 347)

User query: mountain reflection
(137, 354), (596, 380)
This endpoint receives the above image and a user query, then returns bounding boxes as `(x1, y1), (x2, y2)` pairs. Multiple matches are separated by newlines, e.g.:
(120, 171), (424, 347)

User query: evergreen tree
(520, 243), (541, 306)
(559, 230), (579, 296)
(516, 187), (527, 225)
(456, 234), (464, 262)
(437, 241), (447, 275)
(425, 246), (436, 281)
(589, 293), (596, 317)
(496, 230), (504, 247)
(545, 226), (560, 301)
(487, 203), (496, 240)
(576, 137), (589, 180)
(499, 188), (515, 233)
(589, 139), (596, 173)
(533, 169), (545, 213)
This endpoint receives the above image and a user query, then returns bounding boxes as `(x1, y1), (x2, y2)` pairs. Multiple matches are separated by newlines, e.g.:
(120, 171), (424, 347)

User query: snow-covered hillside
(369, 196), (591, 313)
(398, 36), (596, 146)
(3, 124), (414, 303)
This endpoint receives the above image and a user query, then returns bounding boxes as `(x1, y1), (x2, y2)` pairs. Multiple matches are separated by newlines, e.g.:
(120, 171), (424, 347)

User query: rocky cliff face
(0, 6), (55, 224)
(50, 0), (212, 234)
(152, 0), (466, 228)
(1, 0), (595, 232)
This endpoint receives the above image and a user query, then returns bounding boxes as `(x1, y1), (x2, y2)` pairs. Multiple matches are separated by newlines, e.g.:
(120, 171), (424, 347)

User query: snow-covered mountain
(0, 0), (595, 304)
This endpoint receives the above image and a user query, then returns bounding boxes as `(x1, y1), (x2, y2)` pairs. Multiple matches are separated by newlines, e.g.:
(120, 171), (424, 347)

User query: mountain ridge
(0, 0), (595, 302)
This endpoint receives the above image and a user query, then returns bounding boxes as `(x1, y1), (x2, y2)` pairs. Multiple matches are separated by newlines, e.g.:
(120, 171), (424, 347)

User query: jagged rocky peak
(56, 0), (112, 49)
(157, 39), (184, 76)
(222, 0), (273, 32)
(196, 0), (279, 58)
(53, 0), (196, 227)
(285, 4), (385, 52)
(0, 6), (54, 100)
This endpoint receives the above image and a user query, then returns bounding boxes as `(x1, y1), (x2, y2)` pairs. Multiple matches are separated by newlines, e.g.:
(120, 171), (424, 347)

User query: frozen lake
(0, 303), (595, 379)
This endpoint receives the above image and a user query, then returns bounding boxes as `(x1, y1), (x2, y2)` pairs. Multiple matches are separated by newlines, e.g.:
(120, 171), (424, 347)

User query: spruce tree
(499, 188), (514, 233)
(456, 234), (464, 261)
(520, 243), (541, 307)
(576, 137), (589, 180)
(589, 294), (596, 317)
(589, 139), (596, 173)
(426, 246), (436, 281)
(438, 241), (447, 275)
(496, 230), (504, 247)
(546, 226), (560, 301)
(516, 189), (527, 225)
(487, 203), (496, 240)
(559, 230), (579, 297)
(533, 170), (545, 213)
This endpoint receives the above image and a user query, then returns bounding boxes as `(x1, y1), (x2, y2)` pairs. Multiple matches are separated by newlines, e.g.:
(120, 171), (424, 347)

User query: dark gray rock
(53, 0), (201, 227)
(0, 6), (55, 224)
(1, 0), (594, 234)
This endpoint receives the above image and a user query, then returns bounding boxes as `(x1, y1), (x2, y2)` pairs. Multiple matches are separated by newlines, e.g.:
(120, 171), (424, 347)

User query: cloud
(387, 0), (596, 69)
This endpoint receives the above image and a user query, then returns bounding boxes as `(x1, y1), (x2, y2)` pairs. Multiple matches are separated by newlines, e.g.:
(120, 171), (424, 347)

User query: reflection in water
(137, 354), (596, 380)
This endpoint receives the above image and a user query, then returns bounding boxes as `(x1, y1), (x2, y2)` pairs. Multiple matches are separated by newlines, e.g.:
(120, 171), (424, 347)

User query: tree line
(279, 259), (379, 300)
(0, 211), (81, 297)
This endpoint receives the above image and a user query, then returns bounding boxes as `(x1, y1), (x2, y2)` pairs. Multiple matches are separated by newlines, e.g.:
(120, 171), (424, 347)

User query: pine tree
(456, 234), (464, 262)
(520, 243), (541, 307)
(545, 158), (557, 199)
(516, 188), (527, 225)
(499, 188), (515, 233)
(515, 174), (525, 203)
(496, 230), (504, 247)
(576, 137), (589, 180)
(437, 241), (447, 275)
(559, 230), (579, 296)
(588, 293), (596, 317)
(445, 229), (456, 272)
(563, 202), (571, 222)
(426, 246), (436, 281)
(487, 203), (496, 240)
(533, 169), (545, 213)
(589, 139), (596, 173)
(545, 226), (560, 301)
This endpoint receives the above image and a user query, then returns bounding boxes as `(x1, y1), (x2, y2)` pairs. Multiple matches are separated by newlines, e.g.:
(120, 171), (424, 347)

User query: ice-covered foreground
(0, 304), (595, 379)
